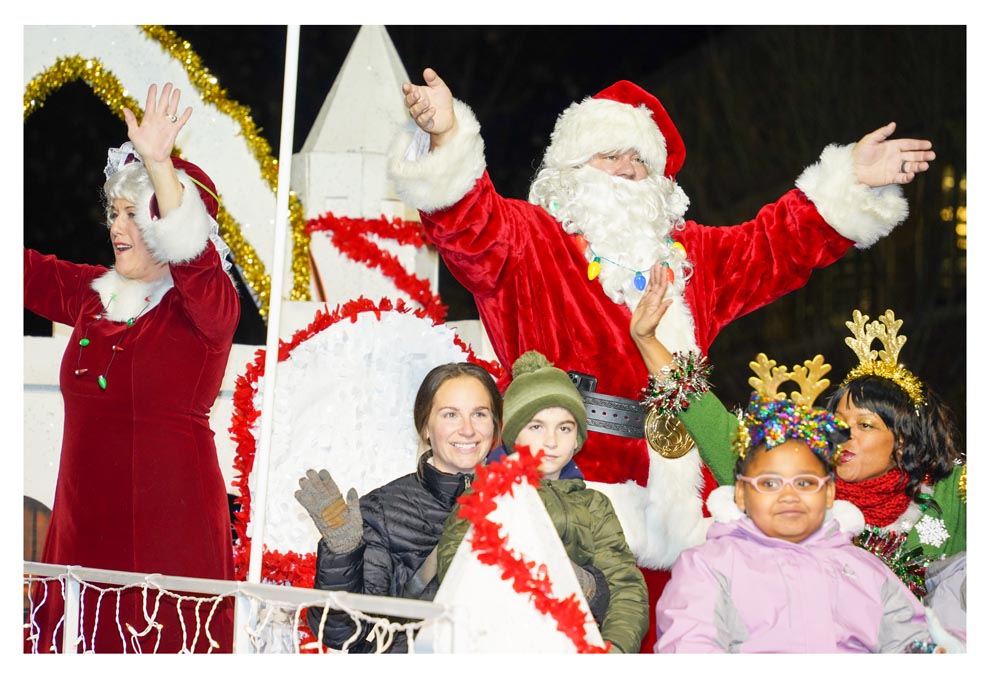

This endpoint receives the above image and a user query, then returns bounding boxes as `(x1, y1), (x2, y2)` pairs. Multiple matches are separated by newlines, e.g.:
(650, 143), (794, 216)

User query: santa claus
(388, 68), (934, 651)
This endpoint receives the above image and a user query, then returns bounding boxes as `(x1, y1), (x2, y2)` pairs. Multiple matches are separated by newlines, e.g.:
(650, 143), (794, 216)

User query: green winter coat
(676, 389), (966, 561)
(437, 477), (648, 653)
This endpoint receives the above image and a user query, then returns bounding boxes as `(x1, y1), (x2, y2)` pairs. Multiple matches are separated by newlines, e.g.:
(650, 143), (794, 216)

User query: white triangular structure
(419, 482), (603, 653)
(290, 25), (437, 311)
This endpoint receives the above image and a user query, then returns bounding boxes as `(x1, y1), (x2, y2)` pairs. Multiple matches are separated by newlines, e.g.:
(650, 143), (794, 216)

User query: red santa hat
(106, 142), (220, 220)
(541, 80), (686, 179)
(150, 157), (220, 220)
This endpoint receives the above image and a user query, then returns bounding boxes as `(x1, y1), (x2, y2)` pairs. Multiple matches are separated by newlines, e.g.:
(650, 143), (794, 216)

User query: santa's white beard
(529, 165), (693, 310)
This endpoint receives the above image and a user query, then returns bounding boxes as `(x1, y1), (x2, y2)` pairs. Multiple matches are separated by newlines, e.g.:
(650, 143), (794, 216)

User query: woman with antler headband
(827, 309), (965, 561)
(826, 310), (966, 639)
(631, 262), (966, 640)
(630, 264), (966, 646)
(24, 83), (239, 653)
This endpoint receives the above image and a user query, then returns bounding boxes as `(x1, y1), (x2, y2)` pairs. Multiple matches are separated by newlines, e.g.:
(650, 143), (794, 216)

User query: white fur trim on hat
(134, 170), (213, 264)
(796, 143), (909, 248)
(387, 99), (486, 213)
(542, 98), (667, 174)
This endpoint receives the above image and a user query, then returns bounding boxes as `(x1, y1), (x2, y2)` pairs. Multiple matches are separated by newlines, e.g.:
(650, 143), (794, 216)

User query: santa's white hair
(529, 163), (693, 310)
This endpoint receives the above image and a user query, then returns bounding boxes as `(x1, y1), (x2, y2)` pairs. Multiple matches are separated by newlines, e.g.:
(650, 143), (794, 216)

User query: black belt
(567, 370), (646, 440)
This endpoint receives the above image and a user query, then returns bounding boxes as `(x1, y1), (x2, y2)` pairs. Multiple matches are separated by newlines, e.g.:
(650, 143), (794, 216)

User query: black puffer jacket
(306, 453), (471, 652)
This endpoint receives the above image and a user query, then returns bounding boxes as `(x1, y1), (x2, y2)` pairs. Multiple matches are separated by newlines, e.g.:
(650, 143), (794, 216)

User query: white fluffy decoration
(246, 310), (478, 555)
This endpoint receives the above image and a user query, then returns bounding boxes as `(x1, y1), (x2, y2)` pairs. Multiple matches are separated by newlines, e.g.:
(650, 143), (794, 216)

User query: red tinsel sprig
(456, 444), (610, 653)
(228, 297), (504, 585)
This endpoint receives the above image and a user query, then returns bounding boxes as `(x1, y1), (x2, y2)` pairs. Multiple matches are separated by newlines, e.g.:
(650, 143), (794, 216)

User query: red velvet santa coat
(24, 171), (238, 653)
(388, 100), (910, 649)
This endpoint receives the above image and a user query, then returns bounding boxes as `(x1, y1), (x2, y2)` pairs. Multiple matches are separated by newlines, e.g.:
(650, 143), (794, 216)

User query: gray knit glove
(294, 469), (363, 554)
(572, 561), (610, 624)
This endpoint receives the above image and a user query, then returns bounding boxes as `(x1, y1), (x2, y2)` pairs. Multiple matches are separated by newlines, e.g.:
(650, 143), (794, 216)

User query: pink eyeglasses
(736, 474), (832, 494)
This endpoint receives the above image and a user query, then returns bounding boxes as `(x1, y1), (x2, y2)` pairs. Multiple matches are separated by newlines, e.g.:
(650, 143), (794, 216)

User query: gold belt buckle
(644, 410), (695, 459)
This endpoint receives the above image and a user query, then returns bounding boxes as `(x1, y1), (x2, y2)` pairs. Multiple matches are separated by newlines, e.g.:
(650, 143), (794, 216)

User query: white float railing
(23, 561), (459, 654)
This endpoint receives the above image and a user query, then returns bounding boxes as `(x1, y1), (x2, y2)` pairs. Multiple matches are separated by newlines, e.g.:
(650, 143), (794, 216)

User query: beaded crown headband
(840, 309), (926, 407)
(732, 352), (847, 463)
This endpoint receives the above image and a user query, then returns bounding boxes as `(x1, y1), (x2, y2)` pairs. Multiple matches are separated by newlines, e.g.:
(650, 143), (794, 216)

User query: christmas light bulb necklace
(572, 232), (684, 287)
(74, 293), (152, 390)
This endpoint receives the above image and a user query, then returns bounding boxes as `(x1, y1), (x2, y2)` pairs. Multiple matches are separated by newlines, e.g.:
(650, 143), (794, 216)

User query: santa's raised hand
(402, 68), (457, 150)
(852, 122), (935, 187)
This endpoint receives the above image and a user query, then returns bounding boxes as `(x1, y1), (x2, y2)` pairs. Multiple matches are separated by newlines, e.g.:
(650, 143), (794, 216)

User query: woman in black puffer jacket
(297, 362), (502, 652)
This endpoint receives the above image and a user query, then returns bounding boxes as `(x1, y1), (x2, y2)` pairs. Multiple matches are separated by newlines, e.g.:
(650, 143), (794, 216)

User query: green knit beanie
(502, 351), (588, 454)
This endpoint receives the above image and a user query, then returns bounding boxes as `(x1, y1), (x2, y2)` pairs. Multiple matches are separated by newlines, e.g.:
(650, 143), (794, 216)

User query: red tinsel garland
(457, 445), (610, 653)
(229, 296), (503, 586)
(227, 217), (506, 650)
(307, 213), (448, 320)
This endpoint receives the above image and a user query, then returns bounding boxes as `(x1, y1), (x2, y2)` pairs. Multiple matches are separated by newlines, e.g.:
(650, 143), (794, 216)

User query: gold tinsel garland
(23, 27), (314, 321)
(140, 25), (311, 311)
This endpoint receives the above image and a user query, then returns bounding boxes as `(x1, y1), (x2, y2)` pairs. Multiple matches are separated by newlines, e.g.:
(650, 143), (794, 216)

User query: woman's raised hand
(122, 83), (193, 165)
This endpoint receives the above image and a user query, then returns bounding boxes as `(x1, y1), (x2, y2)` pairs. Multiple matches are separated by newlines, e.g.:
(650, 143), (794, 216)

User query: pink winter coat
(655, 517), (930, 653)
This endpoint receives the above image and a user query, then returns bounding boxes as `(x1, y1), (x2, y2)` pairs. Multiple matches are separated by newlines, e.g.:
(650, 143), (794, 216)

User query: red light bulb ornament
(573, 233), (588, 252)
(662, 262), (675, 284)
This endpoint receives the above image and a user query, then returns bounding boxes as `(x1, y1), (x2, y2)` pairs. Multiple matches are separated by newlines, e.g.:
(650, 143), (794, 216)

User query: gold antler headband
(732, 353), (836, 458)
(840, 310), (925, 407)
(748, 353), (832, 407)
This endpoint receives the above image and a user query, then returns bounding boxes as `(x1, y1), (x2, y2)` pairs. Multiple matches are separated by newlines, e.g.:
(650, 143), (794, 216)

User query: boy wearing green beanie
(437, 351), (648, 653)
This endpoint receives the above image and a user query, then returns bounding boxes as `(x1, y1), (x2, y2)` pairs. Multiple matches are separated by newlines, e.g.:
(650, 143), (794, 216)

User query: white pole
(244, 23), (301, 587)
(235, 23), (300, 653)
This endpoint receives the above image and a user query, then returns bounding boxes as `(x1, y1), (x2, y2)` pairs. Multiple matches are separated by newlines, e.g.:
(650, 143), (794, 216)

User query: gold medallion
(644, 410), (695, 459)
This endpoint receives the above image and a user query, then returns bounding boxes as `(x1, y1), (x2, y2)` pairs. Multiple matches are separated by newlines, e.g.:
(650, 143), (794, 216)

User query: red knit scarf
(835, 468), (911, 527)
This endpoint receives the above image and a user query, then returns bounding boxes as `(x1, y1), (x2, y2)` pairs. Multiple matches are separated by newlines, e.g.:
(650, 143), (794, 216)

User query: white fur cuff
(829, 499), (866, 535)
(387, 99), (487, 213)
(707, 485), (744, 523)
(135, 170), (212, 263)
(795, 143), (908, 248)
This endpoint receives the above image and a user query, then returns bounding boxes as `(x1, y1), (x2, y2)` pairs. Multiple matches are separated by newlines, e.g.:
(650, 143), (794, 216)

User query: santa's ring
(900, 160), (908, 174)
(166, 113), (178, 123)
